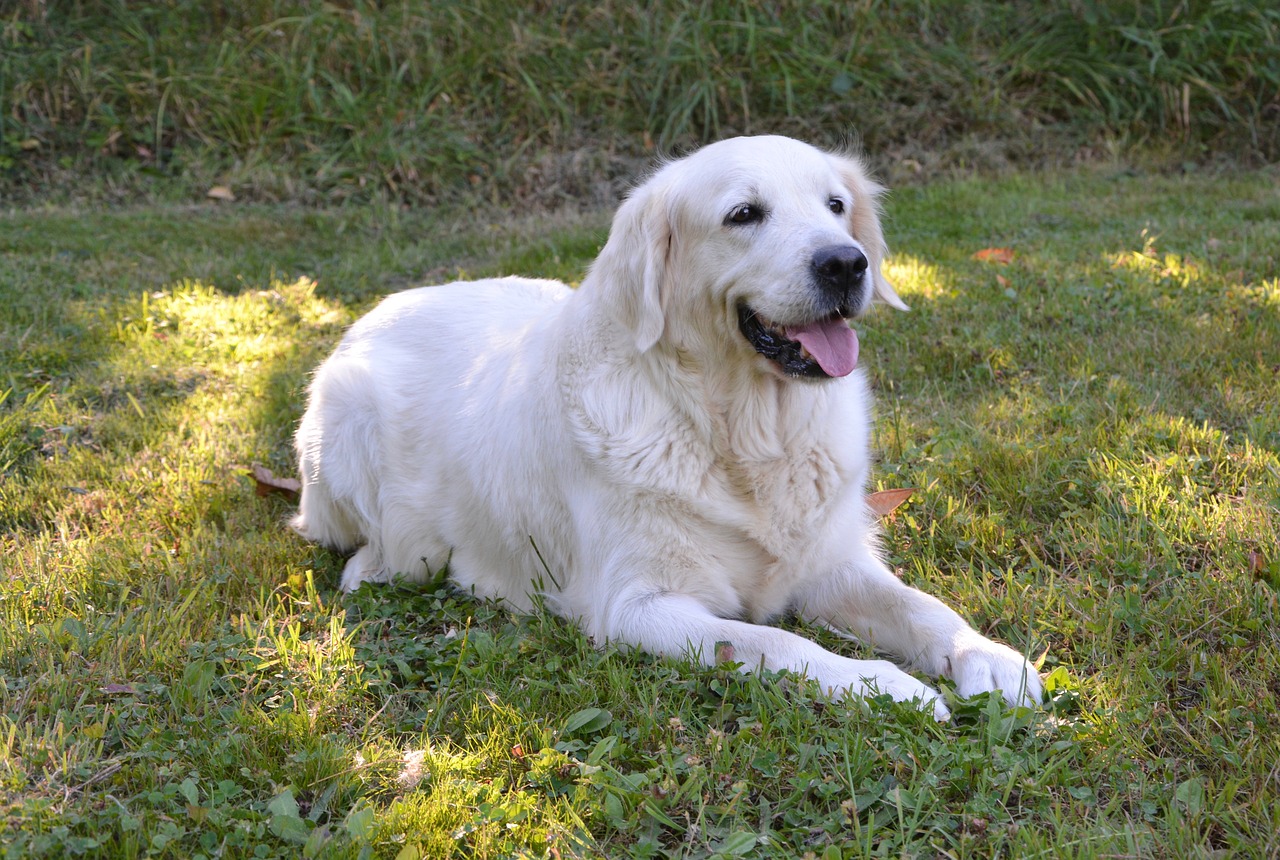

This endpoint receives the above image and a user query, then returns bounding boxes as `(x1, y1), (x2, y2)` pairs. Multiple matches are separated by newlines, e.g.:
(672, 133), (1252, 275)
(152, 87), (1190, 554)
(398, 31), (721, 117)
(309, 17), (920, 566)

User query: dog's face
(593, 136), (906, 380)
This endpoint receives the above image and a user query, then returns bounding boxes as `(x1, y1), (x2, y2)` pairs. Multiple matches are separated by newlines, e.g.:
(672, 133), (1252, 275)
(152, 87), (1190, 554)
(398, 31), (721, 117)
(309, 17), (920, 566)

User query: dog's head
(587, 135), (906, 381)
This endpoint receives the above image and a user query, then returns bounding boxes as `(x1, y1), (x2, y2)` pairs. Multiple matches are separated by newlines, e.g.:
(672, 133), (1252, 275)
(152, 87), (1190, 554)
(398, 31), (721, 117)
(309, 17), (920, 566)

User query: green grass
(2, 165), (1279, 858)
(3, 0), (1278, 204)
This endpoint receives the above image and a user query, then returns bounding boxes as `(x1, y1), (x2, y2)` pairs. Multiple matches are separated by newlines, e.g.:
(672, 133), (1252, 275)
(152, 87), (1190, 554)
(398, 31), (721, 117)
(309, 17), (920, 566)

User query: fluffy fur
(293, 135), (1042, 719)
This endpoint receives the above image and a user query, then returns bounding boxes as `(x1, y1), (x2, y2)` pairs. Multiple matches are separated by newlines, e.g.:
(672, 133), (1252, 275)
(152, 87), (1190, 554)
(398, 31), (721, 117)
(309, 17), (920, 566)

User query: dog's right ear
(585, 183), (671, 352)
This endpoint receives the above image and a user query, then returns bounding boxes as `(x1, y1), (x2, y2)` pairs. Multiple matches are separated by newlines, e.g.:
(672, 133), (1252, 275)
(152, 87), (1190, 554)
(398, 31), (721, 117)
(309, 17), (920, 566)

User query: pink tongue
(785, 319), (859, 377)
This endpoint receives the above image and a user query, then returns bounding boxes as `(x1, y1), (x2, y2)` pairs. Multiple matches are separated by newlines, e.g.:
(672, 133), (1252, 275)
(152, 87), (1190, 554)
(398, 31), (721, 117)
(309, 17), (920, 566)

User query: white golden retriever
(293, 135), (1042, 719)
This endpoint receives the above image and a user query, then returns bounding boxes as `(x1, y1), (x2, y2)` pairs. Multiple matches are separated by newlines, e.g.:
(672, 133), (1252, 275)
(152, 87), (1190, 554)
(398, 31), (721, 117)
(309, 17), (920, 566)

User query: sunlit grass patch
(881, 255), (950, 303)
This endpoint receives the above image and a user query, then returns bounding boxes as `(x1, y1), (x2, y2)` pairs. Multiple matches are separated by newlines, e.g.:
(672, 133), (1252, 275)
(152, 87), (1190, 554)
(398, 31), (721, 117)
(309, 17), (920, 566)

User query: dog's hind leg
(291, 476), (363, 552)
(339, 544), (397, 592)
(292, 360), (382, 553)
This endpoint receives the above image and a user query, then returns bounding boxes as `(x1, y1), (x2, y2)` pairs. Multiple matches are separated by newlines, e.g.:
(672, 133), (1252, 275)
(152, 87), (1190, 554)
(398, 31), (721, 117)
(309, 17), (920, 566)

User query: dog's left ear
(585, 182), (672, 352)
(833, 154), (909, 311)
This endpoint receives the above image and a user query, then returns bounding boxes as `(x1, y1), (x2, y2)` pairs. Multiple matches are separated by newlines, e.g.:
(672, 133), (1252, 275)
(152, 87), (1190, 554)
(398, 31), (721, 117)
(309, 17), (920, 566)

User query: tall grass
(1008, 0), (1280, 153)
(2, 0), (1276, 202)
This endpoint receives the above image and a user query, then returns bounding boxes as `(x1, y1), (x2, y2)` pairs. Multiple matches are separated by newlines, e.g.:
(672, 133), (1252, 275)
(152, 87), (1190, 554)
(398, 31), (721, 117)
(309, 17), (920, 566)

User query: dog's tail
(291, 476), (363, 552)
(291, 361), (378, 553)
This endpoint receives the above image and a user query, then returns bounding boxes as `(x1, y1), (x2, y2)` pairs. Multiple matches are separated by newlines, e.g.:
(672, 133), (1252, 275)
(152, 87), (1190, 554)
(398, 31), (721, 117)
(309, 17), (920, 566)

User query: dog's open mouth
(737, 303), (859, 379)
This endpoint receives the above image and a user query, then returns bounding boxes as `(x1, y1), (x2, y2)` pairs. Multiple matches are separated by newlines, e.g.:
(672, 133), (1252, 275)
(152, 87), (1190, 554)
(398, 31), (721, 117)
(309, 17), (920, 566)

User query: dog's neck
(557, 295), (846, 466)
(646, 335), (841, 464)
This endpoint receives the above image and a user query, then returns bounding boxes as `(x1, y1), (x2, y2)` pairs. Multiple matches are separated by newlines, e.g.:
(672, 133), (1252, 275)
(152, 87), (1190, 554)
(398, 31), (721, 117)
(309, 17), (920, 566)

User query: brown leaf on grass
(866, 488), (915, 518)
(249, 463), (301, 501)
(972, 247), (1016, 264)
(206, 185), (235, 201)
(100, 684), (137, 695)
(996, 273), (1010, 288)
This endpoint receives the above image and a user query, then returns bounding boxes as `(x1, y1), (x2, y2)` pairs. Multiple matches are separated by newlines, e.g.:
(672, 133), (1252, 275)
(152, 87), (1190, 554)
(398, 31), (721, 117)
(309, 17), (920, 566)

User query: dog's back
(293, 277), (573, 598)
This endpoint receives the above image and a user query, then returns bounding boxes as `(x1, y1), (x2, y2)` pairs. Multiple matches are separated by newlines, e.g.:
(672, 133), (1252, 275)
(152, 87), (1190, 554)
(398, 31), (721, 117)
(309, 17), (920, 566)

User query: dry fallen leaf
(1250, 551), (1267, 577)
(100, 684), (138, 695)
(866, 488), (915, 518)
(972, 247), (1016, 264)
(249, 463), (301, 501)
(206, 185), (236, 201)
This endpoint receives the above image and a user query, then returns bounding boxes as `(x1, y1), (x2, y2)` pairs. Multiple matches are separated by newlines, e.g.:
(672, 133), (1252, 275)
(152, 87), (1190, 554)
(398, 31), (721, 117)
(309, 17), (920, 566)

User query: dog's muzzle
(737, 303), (859, 379)
(735, 245), (866, 379)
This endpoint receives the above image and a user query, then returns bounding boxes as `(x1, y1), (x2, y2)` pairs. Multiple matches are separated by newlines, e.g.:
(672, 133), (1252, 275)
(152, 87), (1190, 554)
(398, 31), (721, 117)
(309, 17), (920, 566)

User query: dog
(292, 135), (1042, 719)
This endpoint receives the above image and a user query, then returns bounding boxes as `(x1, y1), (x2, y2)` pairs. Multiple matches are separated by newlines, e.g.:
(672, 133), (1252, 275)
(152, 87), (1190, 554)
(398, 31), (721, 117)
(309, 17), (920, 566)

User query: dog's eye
(726, 204), (764, 226)
(828, 197), (846, 215)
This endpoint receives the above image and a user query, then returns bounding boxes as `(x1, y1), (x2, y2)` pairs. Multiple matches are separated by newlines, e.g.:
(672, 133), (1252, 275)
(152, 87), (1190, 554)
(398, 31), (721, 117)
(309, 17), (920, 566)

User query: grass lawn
(2, 165), (1278, 858)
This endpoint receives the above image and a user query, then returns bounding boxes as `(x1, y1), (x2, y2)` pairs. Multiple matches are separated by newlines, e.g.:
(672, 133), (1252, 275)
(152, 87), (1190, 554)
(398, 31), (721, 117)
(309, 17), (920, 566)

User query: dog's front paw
(946, 635), (1043, 707)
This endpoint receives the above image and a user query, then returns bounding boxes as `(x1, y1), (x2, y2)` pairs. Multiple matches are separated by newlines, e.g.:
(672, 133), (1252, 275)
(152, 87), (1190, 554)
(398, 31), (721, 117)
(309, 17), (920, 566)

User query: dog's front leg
(798, 546), (1043, 708)
(598, 589), (950, 719)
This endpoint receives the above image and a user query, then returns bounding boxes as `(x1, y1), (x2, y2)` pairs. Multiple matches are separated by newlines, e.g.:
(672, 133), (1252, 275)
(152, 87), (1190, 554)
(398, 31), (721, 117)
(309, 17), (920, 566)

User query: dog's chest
(705, 443), (843, 557)
(562, 351), (852, 591)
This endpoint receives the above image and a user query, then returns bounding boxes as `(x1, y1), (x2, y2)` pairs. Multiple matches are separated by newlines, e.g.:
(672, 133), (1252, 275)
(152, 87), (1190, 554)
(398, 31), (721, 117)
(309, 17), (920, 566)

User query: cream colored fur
(293, 136), (1042, 719)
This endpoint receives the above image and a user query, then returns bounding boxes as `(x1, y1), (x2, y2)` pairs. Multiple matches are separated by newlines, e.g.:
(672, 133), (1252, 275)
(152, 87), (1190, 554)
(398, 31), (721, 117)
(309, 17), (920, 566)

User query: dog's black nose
(811, 245), (868, 307)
